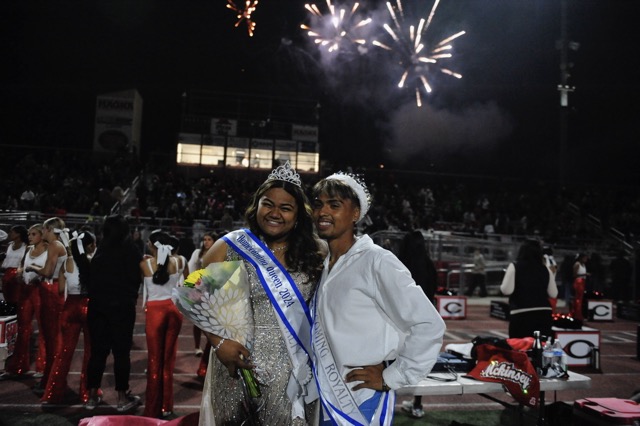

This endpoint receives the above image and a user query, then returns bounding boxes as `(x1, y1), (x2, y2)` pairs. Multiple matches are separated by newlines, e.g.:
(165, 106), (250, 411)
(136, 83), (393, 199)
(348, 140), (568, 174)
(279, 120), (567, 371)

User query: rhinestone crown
(267, 161), (302, 187)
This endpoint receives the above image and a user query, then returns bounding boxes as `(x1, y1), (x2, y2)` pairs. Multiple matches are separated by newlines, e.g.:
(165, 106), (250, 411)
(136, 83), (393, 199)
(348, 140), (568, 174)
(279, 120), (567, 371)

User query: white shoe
(195, 348), (203, 357)
(401, 400), (425, 418)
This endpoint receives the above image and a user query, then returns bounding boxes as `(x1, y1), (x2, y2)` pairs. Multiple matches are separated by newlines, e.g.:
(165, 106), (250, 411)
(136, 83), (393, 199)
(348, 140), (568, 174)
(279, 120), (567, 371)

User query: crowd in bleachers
(2, 147), (639, 248)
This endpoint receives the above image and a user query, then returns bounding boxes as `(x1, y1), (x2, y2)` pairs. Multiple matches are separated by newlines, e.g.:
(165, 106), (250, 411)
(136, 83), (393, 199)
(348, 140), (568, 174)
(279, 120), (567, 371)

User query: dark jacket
(88, 241), (142, 308)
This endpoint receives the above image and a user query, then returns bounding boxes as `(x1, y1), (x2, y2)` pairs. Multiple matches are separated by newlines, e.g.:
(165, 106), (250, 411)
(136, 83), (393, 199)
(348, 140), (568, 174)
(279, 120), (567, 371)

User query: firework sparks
(372, 0), (465, 107)
(301, 0), (372, 54)
(227, 0), (259, 37)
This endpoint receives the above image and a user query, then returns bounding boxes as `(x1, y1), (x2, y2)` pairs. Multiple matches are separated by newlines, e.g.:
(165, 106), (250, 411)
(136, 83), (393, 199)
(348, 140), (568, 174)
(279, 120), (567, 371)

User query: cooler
(573, 398), (640, 425)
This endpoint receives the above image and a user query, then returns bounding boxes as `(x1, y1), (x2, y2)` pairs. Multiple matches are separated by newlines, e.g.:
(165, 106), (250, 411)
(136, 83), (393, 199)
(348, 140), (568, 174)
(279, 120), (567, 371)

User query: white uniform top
(52, 252), (68, 280)
(1, 242), (26, 269)
(63, 258), (82, 295)
(175, 254), (187, 286)
(187, 248), (203, 276)
(313, 235), (446, 404)
(23, 247), (48, 285)
(143, 257), (180, 305)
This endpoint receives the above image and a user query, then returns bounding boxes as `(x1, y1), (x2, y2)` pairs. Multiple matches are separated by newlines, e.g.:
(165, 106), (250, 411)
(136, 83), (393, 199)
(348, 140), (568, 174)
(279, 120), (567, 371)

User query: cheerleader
(41, 231), (96, 405)
(27, 217), (68, 394)
(169, 234), (189, 285)
(186, 232), (215, 357)
(2, 224), (47, 378)
(141, 230), (183, 418)
(0, 225), (28, 309)
(572, 253), (589, 321)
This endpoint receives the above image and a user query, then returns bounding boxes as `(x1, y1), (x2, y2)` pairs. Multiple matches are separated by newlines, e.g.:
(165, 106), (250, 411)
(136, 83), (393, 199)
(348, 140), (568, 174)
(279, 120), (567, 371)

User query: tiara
(267, 161), (302, 187)
(325, 172), (372, 222)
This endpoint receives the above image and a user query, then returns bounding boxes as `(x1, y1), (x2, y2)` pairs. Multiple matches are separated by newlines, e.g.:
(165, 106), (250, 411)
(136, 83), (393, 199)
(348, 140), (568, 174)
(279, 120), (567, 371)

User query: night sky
(2, 0), (639, 185)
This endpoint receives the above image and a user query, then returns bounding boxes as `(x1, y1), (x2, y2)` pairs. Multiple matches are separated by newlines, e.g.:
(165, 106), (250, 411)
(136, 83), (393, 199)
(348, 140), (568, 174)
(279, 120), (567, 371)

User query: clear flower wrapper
(172, 260), (264, 422)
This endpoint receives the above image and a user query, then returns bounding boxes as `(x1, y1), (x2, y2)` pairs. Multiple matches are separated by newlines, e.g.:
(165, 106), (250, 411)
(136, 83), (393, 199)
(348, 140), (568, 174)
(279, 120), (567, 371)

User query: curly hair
(244, 179), (324, 285)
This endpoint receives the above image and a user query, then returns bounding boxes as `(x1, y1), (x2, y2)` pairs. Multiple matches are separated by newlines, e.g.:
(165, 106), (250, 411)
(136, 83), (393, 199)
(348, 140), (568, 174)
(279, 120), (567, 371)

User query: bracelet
(213, 338), (225, 353)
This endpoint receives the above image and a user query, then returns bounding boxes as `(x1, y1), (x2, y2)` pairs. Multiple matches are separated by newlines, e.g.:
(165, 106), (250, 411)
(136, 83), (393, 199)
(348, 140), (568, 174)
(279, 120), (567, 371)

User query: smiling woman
(195, 161), (325, 426)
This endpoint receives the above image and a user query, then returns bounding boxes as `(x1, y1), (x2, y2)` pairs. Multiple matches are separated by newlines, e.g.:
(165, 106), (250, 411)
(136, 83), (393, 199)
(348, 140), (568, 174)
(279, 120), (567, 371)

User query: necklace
(269, 244), (288, 253)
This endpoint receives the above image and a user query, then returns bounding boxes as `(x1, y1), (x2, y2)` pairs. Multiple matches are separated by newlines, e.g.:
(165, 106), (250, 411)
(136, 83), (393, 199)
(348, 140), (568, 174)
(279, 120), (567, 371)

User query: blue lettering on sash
(279, 288), (295, 307)
(237, 234), (269, 266)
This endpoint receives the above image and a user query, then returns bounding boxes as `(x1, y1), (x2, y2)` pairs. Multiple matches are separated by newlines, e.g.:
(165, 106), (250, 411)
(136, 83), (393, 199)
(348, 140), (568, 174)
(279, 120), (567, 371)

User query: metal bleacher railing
(368, 228), (635, 297)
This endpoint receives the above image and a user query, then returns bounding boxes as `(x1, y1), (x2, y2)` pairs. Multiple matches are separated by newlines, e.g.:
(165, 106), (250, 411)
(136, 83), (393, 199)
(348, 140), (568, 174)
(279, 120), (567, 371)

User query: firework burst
(372, 0), (465, 107)
(301, 0), (372, 54)
(227, 0), (259, 37)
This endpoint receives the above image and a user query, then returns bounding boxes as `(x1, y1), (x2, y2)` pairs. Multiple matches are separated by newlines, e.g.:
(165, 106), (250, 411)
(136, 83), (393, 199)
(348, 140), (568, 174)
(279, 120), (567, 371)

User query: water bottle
(532, 331), (543, 375)
(542, 337), (554, 373)
(552, 338), (567, 373)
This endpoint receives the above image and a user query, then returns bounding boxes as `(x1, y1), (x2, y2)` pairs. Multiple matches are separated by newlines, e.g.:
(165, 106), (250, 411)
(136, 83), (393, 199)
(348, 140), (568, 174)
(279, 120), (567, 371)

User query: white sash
(311, 287), (395, 426)
(223, 229), (318, 420)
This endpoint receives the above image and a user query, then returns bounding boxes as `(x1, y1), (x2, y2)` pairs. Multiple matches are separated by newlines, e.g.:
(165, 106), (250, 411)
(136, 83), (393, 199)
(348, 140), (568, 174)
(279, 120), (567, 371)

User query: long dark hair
(244, 179), (324, 284)
(517, 239), (543, 263)
(399, 230), (437, 303)
(11, 225), (29, 245)
(149, 229), (172, 285)
(70, 230), (96, 294)
(198, 232), (216, 261)
(100, 214), (131, 247)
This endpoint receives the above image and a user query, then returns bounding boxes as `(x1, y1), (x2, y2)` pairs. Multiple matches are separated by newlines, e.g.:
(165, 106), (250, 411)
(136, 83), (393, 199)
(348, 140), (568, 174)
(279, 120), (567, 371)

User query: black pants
(86, 301), (136, 391)
(466, 273), (487, 297)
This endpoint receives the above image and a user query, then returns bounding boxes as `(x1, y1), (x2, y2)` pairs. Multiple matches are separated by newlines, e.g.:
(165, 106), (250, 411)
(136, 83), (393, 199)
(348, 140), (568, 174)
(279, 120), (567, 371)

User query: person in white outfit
(310, 172), (446, 426)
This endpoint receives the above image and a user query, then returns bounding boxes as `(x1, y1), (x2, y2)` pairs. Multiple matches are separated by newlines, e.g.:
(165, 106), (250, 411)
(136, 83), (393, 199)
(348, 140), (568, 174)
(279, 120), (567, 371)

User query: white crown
(267, 161), (302, 187)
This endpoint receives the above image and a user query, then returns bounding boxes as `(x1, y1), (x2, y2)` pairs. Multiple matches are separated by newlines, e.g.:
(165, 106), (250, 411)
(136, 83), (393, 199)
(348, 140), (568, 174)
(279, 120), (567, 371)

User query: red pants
(1, 268), (20, 306)
(42, 295), (91, 403)
(197, 342), (211, 378)
(572, 277), (586, 321)
(143, 299), (183, 418)
(6, 282), (45, 375)
(38, 280), (64, 385)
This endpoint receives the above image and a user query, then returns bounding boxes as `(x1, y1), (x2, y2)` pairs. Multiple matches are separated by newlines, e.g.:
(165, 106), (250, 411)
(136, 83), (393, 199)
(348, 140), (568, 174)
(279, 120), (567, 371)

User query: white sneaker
(401, 400), (425, 418)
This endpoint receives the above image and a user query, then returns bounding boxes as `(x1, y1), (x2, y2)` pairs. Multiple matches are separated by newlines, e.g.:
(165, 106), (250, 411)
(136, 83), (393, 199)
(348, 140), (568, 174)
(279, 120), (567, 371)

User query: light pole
(556, 0), (579, 183)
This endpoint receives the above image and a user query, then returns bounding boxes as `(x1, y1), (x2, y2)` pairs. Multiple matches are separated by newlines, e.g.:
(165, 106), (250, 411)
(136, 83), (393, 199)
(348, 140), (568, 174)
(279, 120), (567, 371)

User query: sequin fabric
(202, 248), (317, 425)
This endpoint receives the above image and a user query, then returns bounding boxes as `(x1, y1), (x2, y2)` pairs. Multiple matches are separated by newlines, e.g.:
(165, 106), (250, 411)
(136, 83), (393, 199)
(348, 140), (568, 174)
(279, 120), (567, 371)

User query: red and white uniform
(38, 251), (67, 386)
(1, 241), (26, 305)
(7, 247), (47, 375)
(42, 258), (92, 403)
(142, 258), (183, 418)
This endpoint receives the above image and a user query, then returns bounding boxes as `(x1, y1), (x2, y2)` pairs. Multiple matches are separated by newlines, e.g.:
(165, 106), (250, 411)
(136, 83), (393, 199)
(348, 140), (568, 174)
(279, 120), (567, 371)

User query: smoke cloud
(386, 100), (514, 165)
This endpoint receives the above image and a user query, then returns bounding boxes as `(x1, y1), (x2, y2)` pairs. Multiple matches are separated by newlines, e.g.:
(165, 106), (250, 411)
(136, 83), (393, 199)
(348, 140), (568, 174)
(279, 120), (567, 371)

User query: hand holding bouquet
(172, 261), (261, 398)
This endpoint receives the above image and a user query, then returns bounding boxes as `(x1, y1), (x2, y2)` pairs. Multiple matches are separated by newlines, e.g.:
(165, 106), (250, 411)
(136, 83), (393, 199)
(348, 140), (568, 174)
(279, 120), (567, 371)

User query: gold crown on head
(267, 161), (301, 187)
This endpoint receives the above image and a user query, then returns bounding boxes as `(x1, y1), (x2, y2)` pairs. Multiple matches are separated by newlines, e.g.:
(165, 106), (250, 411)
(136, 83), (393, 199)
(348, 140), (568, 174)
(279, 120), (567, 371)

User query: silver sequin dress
(199, 248), (318, 426)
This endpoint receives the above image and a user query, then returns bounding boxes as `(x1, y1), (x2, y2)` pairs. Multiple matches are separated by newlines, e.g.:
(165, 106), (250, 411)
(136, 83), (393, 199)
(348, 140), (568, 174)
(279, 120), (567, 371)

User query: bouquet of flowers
(173, 260), (263, 422)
